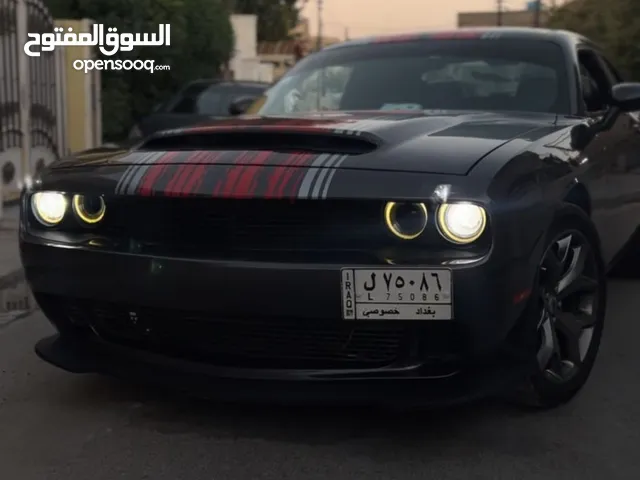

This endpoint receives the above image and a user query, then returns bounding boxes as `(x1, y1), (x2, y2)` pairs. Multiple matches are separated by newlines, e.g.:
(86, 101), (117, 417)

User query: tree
(234, 0), (301, 42)
(548, 0), (640, 80)
(47, 0), (235, 142)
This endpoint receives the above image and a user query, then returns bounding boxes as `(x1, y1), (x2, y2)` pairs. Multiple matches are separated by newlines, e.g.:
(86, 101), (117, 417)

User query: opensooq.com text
(73, 59), (170, 73)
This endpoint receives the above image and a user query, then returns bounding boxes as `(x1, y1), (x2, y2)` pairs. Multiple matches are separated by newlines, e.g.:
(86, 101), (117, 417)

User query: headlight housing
(437, 202), (487, 244)
(384, 201), (428, 240)
(31, 191), (67, 226)
(72, 194), (106, 224)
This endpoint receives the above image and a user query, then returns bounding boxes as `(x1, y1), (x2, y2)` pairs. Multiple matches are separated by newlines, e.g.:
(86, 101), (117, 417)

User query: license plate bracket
(340, 268), (453, 320)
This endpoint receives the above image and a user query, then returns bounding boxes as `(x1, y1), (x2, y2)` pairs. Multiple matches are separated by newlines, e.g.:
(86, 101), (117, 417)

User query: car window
(165, 84), (267, 115)
(227, 86), (267, 106)
(597, 54), (624, 83)
(577, 49), (612, 113)
(194, 88), (226, 115)
(163, 83), (212, 114)
(258, 38), (570, 115)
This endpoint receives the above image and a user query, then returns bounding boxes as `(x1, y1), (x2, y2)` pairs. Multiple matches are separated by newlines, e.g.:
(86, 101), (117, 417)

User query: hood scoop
(139, 130), (380, 155)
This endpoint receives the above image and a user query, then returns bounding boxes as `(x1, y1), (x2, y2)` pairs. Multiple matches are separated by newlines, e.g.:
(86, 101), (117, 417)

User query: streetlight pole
(497, 0), (503, 26)
(317, 0), (323, 51)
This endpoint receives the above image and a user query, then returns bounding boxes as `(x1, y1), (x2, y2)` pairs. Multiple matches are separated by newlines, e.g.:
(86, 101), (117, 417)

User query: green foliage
(548, 0), (640, 80)
(47, 0), (235, 141)
(234, 0), (300, 42)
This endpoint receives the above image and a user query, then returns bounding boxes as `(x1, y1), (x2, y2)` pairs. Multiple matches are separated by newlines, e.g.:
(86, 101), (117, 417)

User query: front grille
(93, 198), (405, 259)
(53, 297), (409, 369)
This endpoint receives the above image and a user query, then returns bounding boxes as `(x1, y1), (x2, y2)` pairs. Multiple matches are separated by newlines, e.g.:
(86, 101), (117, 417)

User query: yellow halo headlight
(31, 191), (67, 226)
(72, 195), (106, 224)
(437, 202), (487, 244)
(384, 201), (428, 240)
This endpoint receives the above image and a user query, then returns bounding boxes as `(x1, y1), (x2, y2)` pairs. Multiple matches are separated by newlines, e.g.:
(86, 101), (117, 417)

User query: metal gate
(0, 0), (64, 205)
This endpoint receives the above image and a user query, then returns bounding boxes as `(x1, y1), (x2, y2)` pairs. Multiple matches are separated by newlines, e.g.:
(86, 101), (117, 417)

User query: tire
(511, 204), (606, 409)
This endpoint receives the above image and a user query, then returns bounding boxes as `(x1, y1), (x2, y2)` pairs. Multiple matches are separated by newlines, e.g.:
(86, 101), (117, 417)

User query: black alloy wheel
(514, 208), (606, 409)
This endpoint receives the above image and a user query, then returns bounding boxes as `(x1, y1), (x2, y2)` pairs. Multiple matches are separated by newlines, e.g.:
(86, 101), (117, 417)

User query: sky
(300, 0), (532, 39)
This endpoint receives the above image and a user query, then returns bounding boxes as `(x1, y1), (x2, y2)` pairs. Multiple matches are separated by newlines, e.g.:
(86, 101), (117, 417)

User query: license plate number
(341, 268), (452, 320)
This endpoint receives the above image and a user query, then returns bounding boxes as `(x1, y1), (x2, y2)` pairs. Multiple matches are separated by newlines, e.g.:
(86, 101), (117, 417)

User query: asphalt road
(1, 280), (639, 480)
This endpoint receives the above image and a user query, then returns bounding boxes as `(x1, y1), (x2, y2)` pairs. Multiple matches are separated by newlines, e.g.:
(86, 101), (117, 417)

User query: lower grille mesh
(53, 297), (408, 369)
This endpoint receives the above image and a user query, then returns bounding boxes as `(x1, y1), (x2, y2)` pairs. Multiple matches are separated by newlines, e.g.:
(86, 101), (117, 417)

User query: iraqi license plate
(341, 268), (453, 320)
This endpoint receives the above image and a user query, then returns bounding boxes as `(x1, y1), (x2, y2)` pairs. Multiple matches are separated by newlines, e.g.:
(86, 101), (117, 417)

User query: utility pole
(344, 26), (349, 41)
(496, 0), (503, 26)
(316, 0), (323, 51)
(534, 0), (542, 27)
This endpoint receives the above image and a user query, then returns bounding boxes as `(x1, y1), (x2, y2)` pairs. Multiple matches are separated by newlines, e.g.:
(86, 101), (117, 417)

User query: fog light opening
(384, 202), (428, 240)
(72, 195), (106, 224)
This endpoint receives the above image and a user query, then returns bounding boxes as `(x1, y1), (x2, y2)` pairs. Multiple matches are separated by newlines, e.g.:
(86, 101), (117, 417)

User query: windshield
(163, 84), (266, 116)
(256, 38), (569, 116)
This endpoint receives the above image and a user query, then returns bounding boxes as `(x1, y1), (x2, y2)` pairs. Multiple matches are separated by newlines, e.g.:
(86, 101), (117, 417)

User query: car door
(594, 51), (640, 263)
(596, 52), (640, 178)
(575, 47), (634, 263)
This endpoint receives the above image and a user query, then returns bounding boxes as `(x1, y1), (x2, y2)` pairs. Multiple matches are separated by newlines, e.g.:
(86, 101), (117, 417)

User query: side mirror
(611, 82), (640, 112)
(229, 95), (257, 116)
(588, 82), (640, 136)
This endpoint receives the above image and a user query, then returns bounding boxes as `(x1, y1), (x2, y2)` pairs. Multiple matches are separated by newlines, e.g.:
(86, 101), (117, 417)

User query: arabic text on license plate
(341, 268), (452, 320)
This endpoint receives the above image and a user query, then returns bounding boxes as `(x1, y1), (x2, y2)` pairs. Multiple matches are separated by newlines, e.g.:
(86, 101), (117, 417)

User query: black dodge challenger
(20, 27), (640, 409)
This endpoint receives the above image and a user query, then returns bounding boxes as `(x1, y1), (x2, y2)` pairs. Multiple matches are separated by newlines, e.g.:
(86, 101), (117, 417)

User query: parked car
(128, 80), (269, 140)
(22, 28), (640, 409)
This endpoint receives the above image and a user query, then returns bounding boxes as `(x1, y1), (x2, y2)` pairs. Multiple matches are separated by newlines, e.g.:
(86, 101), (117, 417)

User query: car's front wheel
(513, 206), (606, 409)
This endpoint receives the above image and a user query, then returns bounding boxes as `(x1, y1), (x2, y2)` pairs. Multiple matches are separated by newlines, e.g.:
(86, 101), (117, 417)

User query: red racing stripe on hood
(180, 151), (222, 196)
(137, 151), (180, 196)
(163, 152), (204, 197)
(265, 153), (315, 199)
(167, 150), (211, 197)
(213, 151), (256, 197)
(228, 150), (273, 197)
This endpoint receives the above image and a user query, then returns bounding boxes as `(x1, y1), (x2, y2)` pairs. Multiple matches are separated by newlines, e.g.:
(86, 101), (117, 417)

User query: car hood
(52, 110), (559, 175)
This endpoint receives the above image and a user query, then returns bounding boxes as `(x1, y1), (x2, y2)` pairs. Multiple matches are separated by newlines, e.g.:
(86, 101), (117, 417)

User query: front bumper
(36, 332), (532, 407)
(21, 235), (542, 406)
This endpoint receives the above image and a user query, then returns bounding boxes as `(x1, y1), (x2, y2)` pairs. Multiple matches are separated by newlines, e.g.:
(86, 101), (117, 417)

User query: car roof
(324, 27), (592, 51)
(185, 79), (270, 89)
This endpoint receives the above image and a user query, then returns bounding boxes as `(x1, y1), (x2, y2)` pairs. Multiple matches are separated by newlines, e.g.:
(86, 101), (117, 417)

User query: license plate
(341, 268), (453, 320)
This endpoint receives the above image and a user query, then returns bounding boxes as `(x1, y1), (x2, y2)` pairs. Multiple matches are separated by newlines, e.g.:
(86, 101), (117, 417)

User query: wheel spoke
(537, 315), (558, 369)
(556, 235), (572, 264)
(535, 230), (601, 384)
(556, 310), (597, 334)
(556, 244), (588, 295)
(541, 249), (564, 289)
(557, 275), (597, 301)
(555, 311), (594, 364)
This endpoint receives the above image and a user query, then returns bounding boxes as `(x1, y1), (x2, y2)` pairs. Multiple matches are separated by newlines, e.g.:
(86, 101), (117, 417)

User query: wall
(54, 18), (101, 153)
(229, 14), (273, 82)
(230, 14), (257, 60)
(458, 10), (550, 27)
(0, 0), (64, 206)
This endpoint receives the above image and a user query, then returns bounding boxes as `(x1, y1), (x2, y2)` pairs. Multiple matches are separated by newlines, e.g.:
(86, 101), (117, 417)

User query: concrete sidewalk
(0, 205), (33, 324)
